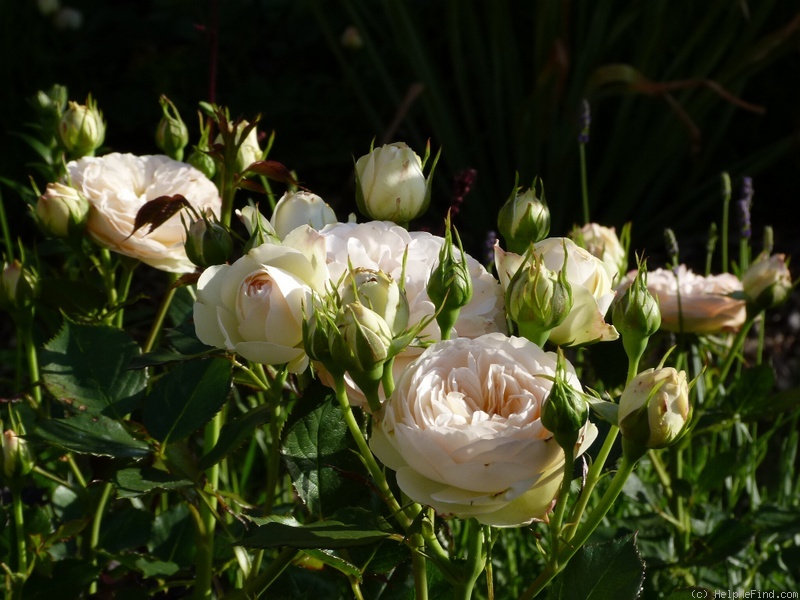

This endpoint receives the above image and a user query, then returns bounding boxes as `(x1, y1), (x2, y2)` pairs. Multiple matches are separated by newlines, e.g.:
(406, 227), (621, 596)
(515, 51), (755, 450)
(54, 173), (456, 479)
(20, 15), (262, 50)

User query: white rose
(66, 153), (221, 273)
(193, 227), (329, 373)
(270, 191), (337, 239)
(570, 223), (627, 284)
(495, 237), (618, 346)
(644, 265), (746, 334)
(318, 221), (506, 406)
(354, 143), (427, 224)
(371, 333), (597, 527)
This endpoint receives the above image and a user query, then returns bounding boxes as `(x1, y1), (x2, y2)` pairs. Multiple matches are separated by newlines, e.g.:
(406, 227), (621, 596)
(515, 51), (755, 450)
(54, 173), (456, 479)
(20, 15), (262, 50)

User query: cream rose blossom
(569, 223), (627, 284)
(644, 265), (746, 334)
(66, 153), (221, 272)
(371, 333), (597, 527)
(318, 221), (506, 405)
(193, 227), (329, 373)
(495, 237), (618, 346)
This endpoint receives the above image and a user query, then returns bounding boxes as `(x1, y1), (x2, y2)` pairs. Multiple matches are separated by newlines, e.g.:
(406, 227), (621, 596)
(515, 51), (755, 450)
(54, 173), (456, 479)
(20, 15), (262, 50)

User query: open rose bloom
(371, 333), (597, 527)
(194, 227), (329, 372)
(643, 265), (746, 334)
(66, 153), (221, 272)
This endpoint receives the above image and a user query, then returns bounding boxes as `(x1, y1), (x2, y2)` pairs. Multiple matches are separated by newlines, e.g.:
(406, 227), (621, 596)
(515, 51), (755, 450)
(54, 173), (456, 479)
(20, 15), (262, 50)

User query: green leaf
(199, 402), (271, 470)
(729, 365), (775, 414)
(40, 321), (147, 418)
(109, 551), (181, 578)
(100, 508), (153, 552)
(281, 397), (366, 517)
(32, 413), (151, 458)
(22, 559), (102, 600)
(148, 504), (196, 567)
(301, 549), (362, 580)
(143, 358), (232, 443)
(113, 467), (193, 498)
(548, 533), (644, 600)
(742, 386), (800, 421)
(238, 508), (395, 549)
(586, 397), (619, 425)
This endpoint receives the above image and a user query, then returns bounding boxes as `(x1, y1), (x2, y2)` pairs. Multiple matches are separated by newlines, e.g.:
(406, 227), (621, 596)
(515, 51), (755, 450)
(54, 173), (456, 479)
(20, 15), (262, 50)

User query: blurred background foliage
(2, 0), (799, 260)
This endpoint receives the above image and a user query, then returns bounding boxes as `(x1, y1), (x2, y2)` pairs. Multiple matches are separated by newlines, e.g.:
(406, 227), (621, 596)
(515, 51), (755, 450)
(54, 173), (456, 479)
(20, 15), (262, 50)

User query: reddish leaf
(244, 160), (305, 188)
(128, 195), (192, 238)
(236, 179), (268, 195)
(173, 272), (201, 288)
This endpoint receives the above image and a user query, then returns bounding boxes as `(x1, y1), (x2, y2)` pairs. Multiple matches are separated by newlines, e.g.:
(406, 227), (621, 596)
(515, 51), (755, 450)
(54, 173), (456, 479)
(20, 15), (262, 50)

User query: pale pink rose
(371, 333), (597, 527)
(643, 265), (746, 334)
(66, 153), (221, 272)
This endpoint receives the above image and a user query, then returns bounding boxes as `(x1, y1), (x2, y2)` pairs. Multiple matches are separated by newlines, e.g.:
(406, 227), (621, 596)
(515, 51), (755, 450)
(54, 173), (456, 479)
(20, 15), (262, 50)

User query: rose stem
(143, 277), (177, 353)
(193, 410), (224, 599)
(519, 456), (638, 599)
(332, 374), (459, 582)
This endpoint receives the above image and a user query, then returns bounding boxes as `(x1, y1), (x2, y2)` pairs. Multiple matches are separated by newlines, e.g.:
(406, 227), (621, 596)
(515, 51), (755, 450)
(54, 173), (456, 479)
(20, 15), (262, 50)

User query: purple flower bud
(578, 99), (591, 144)
(737, 176), (754, 240)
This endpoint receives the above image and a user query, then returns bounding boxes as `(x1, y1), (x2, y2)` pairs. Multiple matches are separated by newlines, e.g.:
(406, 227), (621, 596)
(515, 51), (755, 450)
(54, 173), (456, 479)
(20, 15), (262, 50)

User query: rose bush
(370, 333), (597, 527)
(318, 220), (506, 405)
(495, 237), (618, 346)
(193, 227), (329, 373)
(643, 265), (746, 334)
(65, 153), (221, 272)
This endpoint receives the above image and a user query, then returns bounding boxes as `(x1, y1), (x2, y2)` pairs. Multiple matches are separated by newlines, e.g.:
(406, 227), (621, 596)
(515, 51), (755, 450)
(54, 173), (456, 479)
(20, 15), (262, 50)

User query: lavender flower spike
(737, 176), (754, 240)
(578, 99), (591, 144)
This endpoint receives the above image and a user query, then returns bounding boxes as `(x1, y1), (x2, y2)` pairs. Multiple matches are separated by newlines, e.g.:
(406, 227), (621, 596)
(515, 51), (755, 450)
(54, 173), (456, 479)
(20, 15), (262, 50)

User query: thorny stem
(520, 457), (638, 599)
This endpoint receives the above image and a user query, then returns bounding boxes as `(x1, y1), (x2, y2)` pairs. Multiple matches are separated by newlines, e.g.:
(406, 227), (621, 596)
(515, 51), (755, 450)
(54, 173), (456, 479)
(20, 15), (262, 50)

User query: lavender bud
(663, 228), (679, 265)
(577, 99), (591, 144)
(737, 176), (754, 240)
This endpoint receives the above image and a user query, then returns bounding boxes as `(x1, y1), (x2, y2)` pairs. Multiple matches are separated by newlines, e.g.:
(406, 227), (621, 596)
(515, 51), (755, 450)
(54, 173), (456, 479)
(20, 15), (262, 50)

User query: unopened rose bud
(2, 429), (34, 480)
(618, 367), (690, 459)
(506, 250), (572, 347)
(270, 191), (337, 240)
(216, 121), (262, 174)
(32, 84), (68, 137)
(427, 220), (472, 340)
(333, 302), (393, 375)
(303, 293), (339, 370)
(1, 261), (39, 312)
(340, 268), (409, 336)
(497, 176), (550, 254)
(184, 216), (233, 268)
(236, 205), (279, 252)
(613, 266), (661, 365)
(58, 97), (105, 158)
(187, 147), (216, 179)
(355, 142), (431, 225)
(36, 182), (89, 238)
(155, 95), (189, 161)
(540, 355), (588, 450)
(742, 253), (793, 313)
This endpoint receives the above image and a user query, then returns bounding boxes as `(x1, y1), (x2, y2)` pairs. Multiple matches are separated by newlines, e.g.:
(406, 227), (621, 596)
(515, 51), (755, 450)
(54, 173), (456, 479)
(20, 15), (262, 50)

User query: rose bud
(270, 191), (337, 240)
(155, 95), (189, 161)
(340, 268), (409, 337)
(217, 121), (262, 174)
(618, 367), (690, 459)
(540, 352), (589, 450)
(742, 253), (793, 313)
(58, 97), (105, 158)
(236, 205), (279, 252)
(2, 429), (34, 480)
(355, 142), (431, 225)
(333, 302), (393, 375)
(613, 264), (661, 365)
(498, 176), (550, 254)
(506, 249), (572, 347)
(1, 260), (39, 313)
(427, 219), (472, 340)
(36, 182), (89, 238)
(184, 216), (233, 268)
